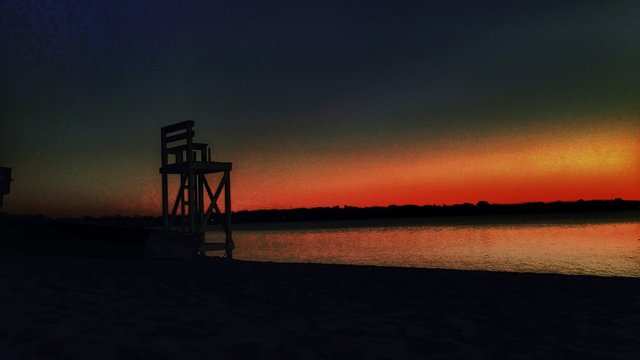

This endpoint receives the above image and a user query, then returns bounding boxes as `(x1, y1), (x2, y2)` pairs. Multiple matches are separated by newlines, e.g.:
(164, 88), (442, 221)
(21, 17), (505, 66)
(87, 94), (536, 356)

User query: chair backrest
(161, 121), (195, 166)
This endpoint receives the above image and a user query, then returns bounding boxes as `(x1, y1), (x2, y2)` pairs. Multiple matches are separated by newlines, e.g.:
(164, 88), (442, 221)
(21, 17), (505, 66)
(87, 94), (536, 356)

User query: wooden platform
(199, 242), (228, 252)
(145, 230), (204, 258)
(145, 230), (230, 258)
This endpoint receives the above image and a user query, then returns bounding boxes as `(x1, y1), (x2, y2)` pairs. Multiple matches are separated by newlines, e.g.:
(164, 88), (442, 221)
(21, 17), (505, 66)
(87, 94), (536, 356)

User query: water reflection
(207, 222), (640, 277)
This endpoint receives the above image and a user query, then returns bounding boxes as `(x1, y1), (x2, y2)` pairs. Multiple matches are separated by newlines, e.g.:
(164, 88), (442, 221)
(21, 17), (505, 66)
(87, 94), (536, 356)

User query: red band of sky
(228, 121), (639, 211)
(4, 117), (639, 217)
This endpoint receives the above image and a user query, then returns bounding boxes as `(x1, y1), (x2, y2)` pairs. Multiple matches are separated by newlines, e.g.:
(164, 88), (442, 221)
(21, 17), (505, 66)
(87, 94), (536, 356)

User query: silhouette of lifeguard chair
(159, 121), (233, 258)
(0, 167), (12, 207)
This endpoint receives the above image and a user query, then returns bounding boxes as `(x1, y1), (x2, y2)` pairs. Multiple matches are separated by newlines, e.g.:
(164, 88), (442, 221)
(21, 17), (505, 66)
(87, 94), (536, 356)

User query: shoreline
(1, 254), (639, 358)
(4, 199), (638, 228)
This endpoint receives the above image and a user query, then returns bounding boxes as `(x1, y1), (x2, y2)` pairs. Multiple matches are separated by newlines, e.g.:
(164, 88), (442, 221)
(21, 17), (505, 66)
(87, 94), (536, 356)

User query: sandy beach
(1, 254), (638, 359)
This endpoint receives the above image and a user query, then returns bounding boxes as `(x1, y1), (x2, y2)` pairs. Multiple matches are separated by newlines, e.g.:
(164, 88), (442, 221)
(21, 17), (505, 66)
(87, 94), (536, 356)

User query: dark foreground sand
(1, 255), (638, 359)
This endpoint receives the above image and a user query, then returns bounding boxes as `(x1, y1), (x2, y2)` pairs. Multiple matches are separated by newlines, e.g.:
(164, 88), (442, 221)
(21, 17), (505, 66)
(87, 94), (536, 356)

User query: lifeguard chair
(159, 121), (233, 258)
(0, 167), (12, 207)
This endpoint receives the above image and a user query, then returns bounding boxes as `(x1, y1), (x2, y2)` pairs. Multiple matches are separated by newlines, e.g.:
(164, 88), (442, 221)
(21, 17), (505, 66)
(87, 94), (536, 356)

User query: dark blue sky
(1, 1), (639, 215)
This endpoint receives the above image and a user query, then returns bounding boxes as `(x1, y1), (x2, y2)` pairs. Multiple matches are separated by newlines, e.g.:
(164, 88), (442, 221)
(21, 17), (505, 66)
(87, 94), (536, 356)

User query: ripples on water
(206, 219), (640, 277)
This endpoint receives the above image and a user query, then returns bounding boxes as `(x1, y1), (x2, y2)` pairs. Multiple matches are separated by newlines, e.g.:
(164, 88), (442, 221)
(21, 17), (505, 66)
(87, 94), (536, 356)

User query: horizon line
(3, 197), (638, 220)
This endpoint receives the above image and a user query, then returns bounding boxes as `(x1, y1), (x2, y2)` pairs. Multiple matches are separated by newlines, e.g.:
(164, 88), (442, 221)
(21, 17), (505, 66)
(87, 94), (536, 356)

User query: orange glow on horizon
(229, 122), (639, 211)
(40, 120), (638, 217)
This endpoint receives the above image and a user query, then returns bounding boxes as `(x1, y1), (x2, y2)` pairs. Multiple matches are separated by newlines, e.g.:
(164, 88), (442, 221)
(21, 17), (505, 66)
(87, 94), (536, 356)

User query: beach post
(0, 167), (12, 207)
(153, 121), (234, 258)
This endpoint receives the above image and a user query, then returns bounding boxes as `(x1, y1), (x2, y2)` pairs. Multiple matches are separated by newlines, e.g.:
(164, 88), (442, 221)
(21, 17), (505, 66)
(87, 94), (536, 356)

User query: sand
(1, 254), (639, 359)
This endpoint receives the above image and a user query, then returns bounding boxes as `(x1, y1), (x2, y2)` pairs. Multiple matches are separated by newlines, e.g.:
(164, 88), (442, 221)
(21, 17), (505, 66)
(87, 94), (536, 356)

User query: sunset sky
(1, 1), (639, 217)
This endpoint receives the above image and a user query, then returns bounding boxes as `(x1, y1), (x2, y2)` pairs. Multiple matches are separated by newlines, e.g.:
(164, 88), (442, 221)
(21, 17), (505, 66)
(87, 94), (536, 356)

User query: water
(206, 217), (640, 277)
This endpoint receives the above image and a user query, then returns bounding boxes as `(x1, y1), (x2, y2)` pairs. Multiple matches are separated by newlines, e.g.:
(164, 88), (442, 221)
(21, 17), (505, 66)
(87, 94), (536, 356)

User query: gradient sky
(1, 0), (639, 217)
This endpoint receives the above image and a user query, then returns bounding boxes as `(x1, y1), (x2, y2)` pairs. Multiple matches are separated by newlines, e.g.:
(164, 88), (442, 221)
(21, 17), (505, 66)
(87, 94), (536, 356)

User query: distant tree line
(14, 198), (634, 227)
(231, 199), (639, 223)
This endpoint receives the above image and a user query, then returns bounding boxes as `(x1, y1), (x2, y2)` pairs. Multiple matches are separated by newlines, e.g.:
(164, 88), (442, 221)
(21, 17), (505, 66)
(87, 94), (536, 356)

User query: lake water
(206, 217), (640, 277)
